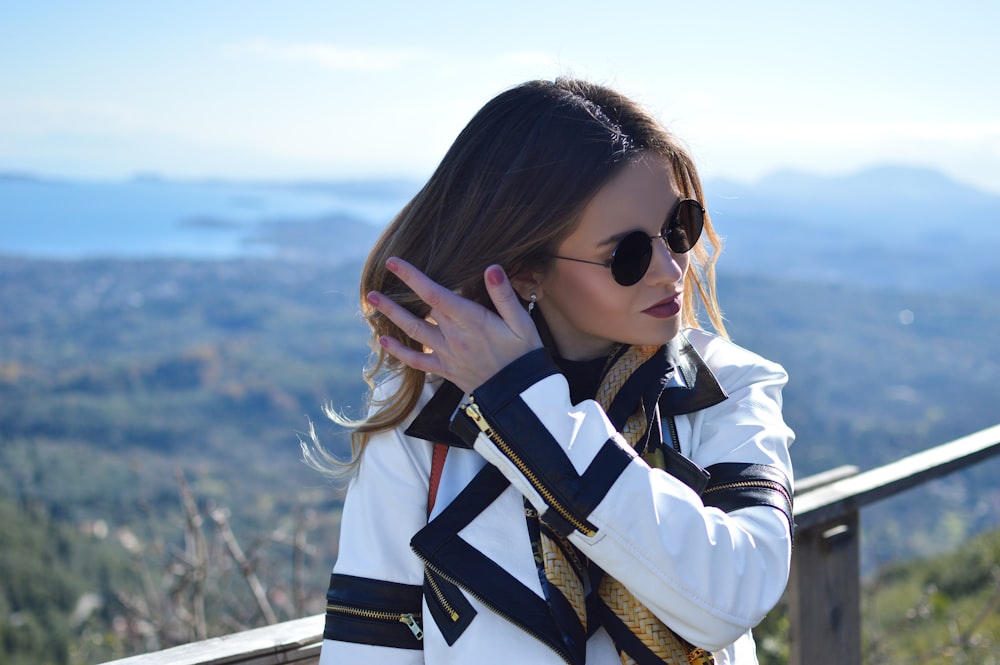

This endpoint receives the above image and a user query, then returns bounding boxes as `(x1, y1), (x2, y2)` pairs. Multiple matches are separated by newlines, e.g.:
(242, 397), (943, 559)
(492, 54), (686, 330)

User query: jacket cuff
(450, 352), (635, 539)
(703, 462), (794, 533)
(448, 347), (558, 451)
(324, 574), (424, 650)
(474, 347), (560, 408)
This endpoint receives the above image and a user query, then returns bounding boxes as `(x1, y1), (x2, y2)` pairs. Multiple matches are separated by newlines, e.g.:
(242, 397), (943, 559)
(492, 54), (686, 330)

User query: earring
(527, 293), (537, 314)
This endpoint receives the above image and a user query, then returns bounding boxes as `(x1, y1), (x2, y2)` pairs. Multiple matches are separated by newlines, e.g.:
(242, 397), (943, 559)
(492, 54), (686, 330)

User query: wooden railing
(101, 423), (1000, 665)
(787, 423), (1000, 664)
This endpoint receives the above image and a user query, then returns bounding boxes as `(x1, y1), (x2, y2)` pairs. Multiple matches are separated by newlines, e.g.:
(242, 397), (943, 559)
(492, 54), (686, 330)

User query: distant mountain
(705, 165), (1000, 290)
(2, 165), (997, 290)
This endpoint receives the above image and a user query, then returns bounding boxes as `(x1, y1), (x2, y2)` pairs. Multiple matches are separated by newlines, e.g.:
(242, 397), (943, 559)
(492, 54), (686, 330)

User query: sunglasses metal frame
(552, 198), (705, 286)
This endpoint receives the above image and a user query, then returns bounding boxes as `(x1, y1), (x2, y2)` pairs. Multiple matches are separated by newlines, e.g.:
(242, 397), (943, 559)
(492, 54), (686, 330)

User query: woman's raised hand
(366, 258), (543, 394)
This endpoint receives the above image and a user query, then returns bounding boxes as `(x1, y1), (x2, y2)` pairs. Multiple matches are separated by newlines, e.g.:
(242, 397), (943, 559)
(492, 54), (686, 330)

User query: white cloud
(227, 39), (430, 72)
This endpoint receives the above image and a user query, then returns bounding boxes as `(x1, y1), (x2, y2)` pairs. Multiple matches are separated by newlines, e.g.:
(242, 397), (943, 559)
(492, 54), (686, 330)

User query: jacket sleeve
(319, 381), (431, 665)
(451, 343), (794, 652)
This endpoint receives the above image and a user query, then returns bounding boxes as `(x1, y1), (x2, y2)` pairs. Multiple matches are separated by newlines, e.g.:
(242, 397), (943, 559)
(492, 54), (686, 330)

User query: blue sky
(2, 1), (998, 192)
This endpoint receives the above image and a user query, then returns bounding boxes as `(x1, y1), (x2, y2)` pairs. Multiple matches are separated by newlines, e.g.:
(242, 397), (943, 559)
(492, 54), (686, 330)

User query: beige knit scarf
(540, 344), (715, 665)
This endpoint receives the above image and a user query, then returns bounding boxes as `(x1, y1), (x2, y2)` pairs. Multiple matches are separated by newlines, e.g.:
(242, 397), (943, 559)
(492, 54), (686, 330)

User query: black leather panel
(703, 462), (793, 531)
(324, 573), (424, 649)
(411, 464), (575, 663)
(424, 567), (477, 646)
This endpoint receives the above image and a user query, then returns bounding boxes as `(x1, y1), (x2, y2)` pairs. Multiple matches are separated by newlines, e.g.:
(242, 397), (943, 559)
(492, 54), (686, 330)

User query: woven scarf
(535, 344), (715, 665)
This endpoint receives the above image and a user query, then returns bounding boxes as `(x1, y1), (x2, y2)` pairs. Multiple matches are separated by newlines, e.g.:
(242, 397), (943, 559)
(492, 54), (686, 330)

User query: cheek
(549, 269), (634, 317)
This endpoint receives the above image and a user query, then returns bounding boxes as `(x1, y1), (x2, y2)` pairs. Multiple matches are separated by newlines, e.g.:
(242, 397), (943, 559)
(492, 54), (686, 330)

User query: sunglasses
(552, 198), (705, 286)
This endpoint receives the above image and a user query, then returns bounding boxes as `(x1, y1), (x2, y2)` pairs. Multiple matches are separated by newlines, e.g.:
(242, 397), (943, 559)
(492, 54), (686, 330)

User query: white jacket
(320, 329), (794, 664)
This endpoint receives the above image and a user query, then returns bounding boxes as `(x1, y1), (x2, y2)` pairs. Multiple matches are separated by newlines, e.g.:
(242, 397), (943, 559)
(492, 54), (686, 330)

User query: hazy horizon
(2, 2), (999, 193)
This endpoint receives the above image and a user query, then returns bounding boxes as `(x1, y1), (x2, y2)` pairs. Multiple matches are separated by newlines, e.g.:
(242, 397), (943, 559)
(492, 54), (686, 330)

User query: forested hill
(2, 253), (999, 663)
(2, 253), (997, 533)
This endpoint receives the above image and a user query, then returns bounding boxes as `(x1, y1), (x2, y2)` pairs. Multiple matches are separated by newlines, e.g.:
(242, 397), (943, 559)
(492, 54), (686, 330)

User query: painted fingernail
(366, 292), (380, 307)
(386, 258), (400, 273)
(486, 265), (505, 286)
(378, 336), (390, 349)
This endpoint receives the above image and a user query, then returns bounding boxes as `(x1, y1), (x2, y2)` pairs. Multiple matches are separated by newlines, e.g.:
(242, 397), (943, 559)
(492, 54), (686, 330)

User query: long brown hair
(305, 78), (726, 476)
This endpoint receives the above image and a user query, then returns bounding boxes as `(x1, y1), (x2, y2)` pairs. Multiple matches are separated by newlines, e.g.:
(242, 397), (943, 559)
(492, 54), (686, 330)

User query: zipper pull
(464, 400), (484, 425)
(400, 613), (423, 640)
(687, 647), (715, 664)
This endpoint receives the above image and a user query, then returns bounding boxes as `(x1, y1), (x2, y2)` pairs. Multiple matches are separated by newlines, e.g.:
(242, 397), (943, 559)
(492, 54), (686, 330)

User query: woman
(309, 78), (794, 665)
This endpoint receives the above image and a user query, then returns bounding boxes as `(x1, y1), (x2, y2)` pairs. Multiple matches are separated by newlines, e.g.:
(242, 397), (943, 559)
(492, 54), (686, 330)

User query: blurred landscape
(2, 165), (999, 664)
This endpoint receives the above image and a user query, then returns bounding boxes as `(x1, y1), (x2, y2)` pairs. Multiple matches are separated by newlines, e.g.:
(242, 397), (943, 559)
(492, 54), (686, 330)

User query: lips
(642, 293), (682, 318)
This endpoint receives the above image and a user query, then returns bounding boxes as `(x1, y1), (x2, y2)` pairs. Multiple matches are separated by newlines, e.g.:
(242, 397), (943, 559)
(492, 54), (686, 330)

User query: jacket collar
(403, 379), (471, 447)
(659, 331), (729, 416)
(403, 331), (728, 446)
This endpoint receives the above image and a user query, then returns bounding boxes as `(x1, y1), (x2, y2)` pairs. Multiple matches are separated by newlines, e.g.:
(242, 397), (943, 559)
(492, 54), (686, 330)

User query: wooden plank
(794, 424), (1000, 530)
(99, 614), (323, 665)
(794, 464), (859, 495)
(235, 641), (320, 665)
(788, 512), (861, 665)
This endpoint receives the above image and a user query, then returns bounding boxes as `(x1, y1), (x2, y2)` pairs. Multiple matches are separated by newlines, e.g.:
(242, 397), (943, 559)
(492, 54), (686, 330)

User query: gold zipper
(703, 479), (792, 507)
(687, 647), (715, 664)
(425, 571), (459, 622)
(413, 552), (572, 665)
(463, 399), (597, 537)
(326, 603), (423, 640)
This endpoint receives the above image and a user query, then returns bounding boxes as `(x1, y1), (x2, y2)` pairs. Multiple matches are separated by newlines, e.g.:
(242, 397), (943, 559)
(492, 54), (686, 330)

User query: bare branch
(210, 507), (279, 625)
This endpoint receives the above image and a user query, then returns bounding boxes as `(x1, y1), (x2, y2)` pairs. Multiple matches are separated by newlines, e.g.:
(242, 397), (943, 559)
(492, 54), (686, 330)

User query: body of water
(0, 176), (415, 258)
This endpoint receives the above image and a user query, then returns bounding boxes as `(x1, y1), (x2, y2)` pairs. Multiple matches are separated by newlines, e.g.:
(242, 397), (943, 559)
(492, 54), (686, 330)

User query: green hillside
(1, 255), (998, 663)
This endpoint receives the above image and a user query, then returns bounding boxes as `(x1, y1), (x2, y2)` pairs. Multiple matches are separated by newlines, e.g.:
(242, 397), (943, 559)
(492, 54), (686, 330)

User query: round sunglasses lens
(666, 200), (704, 254)
(610, 232), (652, 286)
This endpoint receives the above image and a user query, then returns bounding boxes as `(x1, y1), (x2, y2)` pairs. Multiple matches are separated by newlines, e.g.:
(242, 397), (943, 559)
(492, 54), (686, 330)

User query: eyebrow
(596, 229), (633, 249)
(595, 201), (677, 250)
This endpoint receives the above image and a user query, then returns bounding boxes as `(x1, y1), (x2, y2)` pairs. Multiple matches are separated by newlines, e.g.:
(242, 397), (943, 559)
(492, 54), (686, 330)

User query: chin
(631, 321), (682, 346)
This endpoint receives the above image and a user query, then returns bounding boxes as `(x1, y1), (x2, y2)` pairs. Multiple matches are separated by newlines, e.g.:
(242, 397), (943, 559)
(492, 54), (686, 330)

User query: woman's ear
(509, 270), (543, 303)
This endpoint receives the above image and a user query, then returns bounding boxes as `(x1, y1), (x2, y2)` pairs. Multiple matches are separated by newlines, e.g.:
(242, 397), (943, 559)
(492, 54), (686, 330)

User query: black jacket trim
(658, 333), (728, 416)
(411, 464), (577, 663)
(405, 333), (728, 451)
(455, 387), (631, 537)
(527, 514), (588, 664)
(703, 462), (794, 531)
(424, 567), (477, 646)
(470, 347), (560, 411)
(659, 442), (711, 495)
(324, 573), (424, 649)
(595, 596), (682, 665)
(604, 347), (671, 429)
(404, 379), (470, 448)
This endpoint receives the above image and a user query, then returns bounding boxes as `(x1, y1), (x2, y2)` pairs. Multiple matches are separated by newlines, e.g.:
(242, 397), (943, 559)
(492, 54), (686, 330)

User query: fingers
(386, 257), (470, 320)
(369, 258), (542, 392)
(366, 289), (445, 376)
(376, 331), (441, 376)
(365, 290), (440, 350)
(484, 265), (539, 342)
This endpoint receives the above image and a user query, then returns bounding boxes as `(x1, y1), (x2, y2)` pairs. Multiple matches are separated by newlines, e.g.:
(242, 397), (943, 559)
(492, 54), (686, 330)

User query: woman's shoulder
(371, 371), (446, 406)
(681, 327), (788, 386)
(357, 372), (444, 477)
(368, 371), (450, 439)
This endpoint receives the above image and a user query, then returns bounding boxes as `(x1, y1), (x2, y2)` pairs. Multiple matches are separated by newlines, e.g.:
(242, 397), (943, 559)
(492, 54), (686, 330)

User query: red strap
(427, 443), (448, 518)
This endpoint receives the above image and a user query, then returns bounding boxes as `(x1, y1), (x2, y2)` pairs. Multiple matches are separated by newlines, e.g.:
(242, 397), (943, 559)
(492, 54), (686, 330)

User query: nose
(643, 237), (686, 285)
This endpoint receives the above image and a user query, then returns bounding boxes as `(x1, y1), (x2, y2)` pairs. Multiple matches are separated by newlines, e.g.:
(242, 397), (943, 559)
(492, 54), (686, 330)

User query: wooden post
(787, 511), (861, 665)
